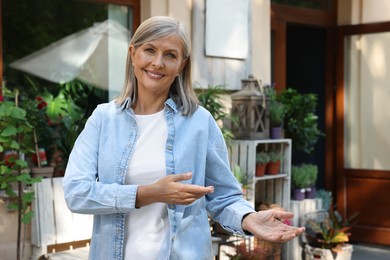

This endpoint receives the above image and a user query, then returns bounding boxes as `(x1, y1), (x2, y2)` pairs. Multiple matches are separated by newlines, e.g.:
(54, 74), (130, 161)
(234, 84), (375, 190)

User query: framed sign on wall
(205, 0), (249, 59)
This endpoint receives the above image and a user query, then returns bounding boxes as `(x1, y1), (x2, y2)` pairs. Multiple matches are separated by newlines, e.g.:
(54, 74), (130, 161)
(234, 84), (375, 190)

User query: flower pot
(304, 244), (353, 260)
(266, 160), (281, 175)
(270, 126), (283, 139)
(305, 186), (317, 199)
(292, 188), (306, 201)
(256, 163), (266, 177)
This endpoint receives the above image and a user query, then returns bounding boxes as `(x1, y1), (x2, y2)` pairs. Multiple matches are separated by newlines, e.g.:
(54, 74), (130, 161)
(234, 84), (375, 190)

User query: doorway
(286, 25), (327, 189)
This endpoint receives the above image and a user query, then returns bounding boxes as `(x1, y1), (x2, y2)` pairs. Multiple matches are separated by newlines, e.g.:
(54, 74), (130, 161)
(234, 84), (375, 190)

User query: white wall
(141, 0), (271, 90)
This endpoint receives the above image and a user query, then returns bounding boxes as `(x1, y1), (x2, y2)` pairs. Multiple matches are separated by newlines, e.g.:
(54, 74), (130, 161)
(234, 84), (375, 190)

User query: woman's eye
(166, 53), (176, 59)
(145, 48), (154, 53)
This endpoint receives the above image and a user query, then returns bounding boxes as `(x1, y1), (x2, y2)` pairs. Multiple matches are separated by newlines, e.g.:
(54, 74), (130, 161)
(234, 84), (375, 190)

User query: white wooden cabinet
(230, 139), (292, 212)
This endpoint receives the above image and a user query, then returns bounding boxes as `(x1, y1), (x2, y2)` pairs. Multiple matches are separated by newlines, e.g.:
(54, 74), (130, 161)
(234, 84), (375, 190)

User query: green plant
(268, 151), (283, 163)
(305, 206), (358, 253)
(232, 165), (249, 189)
(196, 84), (235, 146)
(264, 84), (285, 127)
(305, 163), (318, 187)
(291, 164), (309, 189)
(0, 87), (44, 260)
(277, 88), (323, 154)
(269, 101), (285, 127)
(316, 189), (333, 211)
(256, 152), (270, 164)
(27, 78), (104, 171)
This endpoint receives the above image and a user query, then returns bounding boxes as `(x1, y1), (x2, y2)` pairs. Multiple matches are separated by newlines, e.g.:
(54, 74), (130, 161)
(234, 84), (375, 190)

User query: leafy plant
(305, 206), (359, 253)
(27, 78), (105, 171)
(269, 101), (285, 127)
(305, 163), (318, 187)
(291, 164), (309, 189)
(316, 189), (333, 211)
(0, 87), (44, 260)
(256, 152), (270, 164)
(196, 84), (235, 146)
(264, 84), (285, 127)
(268, 151), (284, 163)
(232, 165), (249, 190)
(277, 89), (323, 154)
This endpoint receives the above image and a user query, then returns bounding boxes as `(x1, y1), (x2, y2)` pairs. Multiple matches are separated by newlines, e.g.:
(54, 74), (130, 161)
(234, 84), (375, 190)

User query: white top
(124, 110), (169, 259)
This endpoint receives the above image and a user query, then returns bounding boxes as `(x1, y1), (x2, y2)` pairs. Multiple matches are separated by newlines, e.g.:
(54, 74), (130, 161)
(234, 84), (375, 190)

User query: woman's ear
(129, 45), (135, 61)
(178, 58), (188, 75)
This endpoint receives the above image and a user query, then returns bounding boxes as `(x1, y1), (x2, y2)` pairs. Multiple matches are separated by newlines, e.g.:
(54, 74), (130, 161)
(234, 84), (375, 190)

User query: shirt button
(169, 204), (176, 209)
(167, 145), (173, 150)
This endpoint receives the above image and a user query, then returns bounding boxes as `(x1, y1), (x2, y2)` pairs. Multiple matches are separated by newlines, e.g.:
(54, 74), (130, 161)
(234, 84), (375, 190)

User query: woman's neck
(132, 97), (166, 115)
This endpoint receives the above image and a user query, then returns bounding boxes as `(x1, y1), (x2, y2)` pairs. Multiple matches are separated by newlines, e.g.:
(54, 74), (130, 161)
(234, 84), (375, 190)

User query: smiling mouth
(145, 69), (164, 78)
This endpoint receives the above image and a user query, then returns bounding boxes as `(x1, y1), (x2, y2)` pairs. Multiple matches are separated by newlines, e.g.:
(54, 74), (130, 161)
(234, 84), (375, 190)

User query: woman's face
(130, 34), (186, 98)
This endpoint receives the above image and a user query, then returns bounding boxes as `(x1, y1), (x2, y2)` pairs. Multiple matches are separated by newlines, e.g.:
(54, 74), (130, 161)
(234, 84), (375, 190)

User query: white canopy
(10, 19), (131, 91)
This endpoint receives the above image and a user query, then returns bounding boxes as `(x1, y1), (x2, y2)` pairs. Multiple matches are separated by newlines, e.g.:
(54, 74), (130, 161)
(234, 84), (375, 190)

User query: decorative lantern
(231, 74), (270, 139)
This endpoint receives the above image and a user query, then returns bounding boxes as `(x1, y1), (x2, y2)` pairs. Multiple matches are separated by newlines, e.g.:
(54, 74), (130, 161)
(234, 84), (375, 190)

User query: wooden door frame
(335, 21), (390, 244)
(0, 0), (140, 93)
(271, 2), (337, 192)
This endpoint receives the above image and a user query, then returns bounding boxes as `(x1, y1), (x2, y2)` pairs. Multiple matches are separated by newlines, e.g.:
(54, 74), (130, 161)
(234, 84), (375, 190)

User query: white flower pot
(304, 244), (353, 260)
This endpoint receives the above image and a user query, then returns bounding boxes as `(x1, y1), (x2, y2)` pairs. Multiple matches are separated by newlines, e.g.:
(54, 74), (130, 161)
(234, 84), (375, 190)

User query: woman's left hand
(241, 209), (305, 242)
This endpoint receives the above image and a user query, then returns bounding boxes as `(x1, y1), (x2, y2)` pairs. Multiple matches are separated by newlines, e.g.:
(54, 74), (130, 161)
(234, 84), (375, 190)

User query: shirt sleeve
(204, 115), (255, 235)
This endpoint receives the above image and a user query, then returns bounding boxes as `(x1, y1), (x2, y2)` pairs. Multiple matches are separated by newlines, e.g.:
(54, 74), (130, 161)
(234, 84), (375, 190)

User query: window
(2, 0), (139, 103)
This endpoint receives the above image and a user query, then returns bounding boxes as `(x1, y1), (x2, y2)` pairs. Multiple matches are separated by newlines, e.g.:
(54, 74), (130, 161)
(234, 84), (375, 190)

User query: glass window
(3, 0), (133, 104)
(344, 32), (390, 170)
(2, 0), (136, 176)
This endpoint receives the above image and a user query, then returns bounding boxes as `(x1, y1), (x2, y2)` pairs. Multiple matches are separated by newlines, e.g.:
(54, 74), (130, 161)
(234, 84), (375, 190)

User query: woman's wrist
(135, 184), (156, 208)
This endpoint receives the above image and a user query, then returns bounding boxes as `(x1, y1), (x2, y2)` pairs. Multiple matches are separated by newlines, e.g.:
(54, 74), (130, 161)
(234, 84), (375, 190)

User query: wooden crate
(230, 139), (292, 211)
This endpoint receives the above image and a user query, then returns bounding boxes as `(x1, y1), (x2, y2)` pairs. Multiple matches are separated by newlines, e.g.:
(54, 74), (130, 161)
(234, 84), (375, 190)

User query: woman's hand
(135, 172), (214, 207)
(241, 209), (305, 242)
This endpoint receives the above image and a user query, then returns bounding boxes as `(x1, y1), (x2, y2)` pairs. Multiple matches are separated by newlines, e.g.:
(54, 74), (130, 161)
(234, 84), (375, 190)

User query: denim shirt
(63, 98), (255, 260)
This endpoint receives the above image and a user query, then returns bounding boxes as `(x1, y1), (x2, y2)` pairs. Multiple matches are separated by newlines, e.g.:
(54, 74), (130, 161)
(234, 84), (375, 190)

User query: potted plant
(196, 84), (235, 147)
(291, 164), (308, 200)
(0, 87), (45, 260)
(304, 164), (318, 198)
(303, 206), (358, 260)
(269, 101), (285, 139)
(255, 152), (269, 177)
(266, 151), (283, 175)
(232, 165), (249, 198)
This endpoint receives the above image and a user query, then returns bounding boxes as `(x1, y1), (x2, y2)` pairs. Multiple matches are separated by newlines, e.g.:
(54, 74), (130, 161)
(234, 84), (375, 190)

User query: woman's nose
(152, 54), (164, 68)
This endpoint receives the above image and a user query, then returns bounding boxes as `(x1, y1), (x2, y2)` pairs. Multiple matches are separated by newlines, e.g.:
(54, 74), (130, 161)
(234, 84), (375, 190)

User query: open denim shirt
(63, 98), (255, 260)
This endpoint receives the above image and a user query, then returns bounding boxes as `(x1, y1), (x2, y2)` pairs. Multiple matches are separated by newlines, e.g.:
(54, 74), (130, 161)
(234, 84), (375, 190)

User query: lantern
(231, 74), (270, 139)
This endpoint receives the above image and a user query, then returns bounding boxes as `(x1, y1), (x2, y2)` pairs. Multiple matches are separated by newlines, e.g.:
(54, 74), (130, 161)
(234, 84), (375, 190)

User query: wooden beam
(271, 3), (337, 27)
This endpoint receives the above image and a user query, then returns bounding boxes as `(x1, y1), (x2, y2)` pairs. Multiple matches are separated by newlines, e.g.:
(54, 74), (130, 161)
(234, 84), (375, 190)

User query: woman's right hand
(135, 172), (214, 208)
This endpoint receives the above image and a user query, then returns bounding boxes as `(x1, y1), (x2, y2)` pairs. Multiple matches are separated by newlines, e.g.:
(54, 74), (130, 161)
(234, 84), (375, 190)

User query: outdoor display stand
(230, 138), (292, 259)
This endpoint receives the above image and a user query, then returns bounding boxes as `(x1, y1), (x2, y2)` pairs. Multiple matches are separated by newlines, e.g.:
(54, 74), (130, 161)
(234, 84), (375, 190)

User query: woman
(63, 16), (304, 260)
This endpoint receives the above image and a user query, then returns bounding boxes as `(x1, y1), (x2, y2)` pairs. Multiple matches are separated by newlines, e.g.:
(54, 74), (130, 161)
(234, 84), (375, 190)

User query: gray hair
(116, 16), (198, 116)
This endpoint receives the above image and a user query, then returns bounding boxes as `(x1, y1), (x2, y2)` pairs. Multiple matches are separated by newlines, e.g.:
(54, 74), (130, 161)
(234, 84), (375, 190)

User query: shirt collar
(117, 97), (178, 114)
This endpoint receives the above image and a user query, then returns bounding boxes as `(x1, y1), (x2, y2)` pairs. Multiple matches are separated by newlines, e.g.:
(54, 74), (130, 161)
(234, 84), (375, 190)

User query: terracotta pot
(256, 163), (266, 177)
(266, 160), (281, 175)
